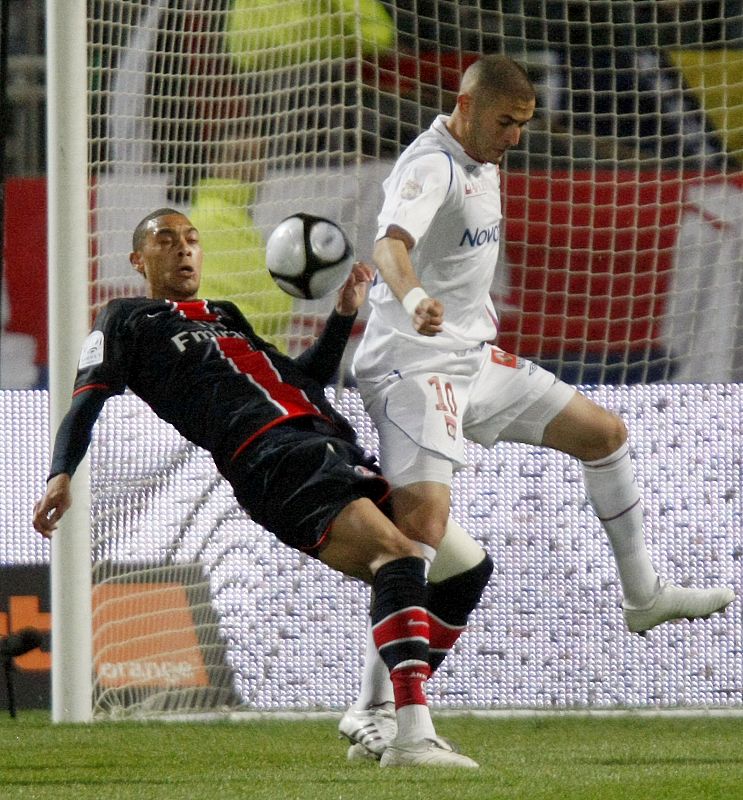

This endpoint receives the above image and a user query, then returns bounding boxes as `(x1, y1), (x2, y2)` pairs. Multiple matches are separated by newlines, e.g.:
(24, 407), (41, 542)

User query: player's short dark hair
(467, 55), (535, 106)
(131, 207), (186, 251)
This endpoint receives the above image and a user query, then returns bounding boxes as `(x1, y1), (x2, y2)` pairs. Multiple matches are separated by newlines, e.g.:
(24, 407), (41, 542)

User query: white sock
(582, 442), (659, 608)
(395, 703), (436, 743)
(417, 542), (436, 577)
(354, 619), (394, 709)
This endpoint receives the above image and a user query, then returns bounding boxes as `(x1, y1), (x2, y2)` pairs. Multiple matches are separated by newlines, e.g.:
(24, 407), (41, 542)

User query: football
(265, 213), (354, 299)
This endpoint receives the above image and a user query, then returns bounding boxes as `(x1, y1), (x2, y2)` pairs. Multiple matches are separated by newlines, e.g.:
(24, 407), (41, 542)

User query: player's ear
(456, 92), (472, 117)
(130, 251), (146, 277)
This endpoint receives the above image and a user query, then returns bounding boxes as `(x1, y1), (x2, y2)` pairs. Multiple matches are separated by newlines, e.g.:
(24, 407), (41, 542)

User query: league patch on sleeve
(78, 331), (104, 369)
(400, 178), (423, 200)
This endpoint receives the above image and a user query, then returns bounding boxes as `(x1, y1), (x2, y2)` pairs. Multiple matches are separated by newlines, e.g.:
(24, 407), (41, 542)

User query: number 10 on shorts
(428, 375), (458, 441)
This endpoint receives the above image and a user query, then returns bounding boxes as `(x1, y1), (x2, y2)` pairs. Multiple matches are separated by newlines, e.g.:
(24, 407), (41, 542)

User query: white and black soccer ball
(265, 213), (354, 300)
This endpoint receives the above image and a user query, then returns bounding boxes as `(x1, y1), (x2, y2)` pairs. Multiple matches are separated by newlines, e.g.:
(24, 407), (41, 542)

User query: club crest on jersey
(78, 331), (104, 369)
(400, 179), (423, 200)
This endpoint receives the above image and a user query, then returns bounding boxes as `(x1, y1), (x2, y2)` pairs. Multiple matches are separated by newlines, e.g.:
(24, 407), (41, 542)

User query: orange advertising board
(92, 582), (210, 689)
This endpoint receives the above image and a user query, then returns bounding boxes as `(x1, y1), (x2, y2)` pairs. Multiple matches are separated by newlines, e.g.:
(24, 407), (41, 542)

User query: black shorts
(219, 423), (391, 557)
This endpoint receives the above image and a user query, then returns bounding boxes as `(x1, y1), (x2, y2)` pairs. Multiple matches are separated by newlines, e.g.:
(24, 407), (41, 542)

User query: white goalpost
(45, 0), (92, 722)
(41, 0), (743, 721)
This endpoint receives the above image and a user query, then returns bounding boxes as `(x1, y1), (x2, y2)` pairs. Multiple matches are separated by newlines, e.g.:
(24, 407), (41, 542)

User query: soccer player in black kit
(33, 207), (481, 768)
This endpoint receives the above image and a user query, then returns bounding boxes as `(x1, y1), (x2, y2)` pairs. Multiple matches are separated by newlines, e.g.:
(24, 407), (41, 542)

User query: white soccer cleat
(380, 736), (479, 768)
(623, 581), (735, 634)
(338, 705), (397, 760)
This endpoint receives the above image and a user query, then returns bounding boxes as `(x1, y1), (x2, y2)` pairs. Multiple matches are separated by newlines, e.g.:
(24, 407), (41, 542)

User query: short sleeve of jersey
(73, 301), (130, 397)
(376, 150), (452, 245)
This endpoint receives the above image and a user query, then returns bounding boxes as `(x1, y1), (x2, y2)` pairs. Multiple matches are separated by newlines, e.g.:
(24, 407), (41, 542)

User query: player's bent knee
(324, 497), (419, 574)
(607, 412), (628, 449)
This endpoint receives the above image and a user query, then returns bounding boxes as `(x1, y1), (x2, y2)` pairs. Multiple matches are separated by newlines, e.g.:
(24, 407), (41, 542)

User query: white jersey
(354, 114), (502, 379)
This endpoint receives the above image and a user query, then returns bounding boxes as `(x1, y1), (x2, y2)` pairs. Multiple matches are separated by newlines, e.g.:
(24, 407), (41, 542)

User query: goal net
(77, 0), (743, 717)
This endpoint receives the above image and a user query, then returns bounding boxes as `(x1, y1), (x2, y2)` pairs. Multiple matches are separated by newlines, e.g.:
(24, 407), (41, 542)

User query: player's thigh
(463, 346), (574, 447)
(358, 372), (467, 484)
(389, 479), (452, 547)
(320, 497), (420, 582)
(541, 390), (627, 460)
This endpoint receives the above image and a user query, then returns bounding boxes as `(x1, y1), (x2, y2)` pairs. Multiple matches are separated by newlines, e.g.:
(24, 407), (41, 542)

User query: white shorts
(357, 344), (575, 488)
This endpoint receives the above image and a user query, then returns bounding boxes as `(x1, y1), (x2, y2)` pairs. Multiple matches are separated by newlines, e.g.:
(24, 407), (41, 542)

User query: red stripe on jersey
(171, 300), (218, 322)
(216, 336), (255, 357)
(215, 335), (324, 438)
(373, 606), (429, 649)
(72, 383), (110, 397)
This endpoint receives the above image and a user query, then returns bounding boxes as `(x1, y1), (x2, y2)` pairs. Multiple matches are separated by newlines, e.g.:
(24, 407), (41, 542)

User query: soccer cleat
(338, 705), (397, 760)
(623, 581), (735, 634)
(346, 742), (380, 762)
(380, 736), (479, 768)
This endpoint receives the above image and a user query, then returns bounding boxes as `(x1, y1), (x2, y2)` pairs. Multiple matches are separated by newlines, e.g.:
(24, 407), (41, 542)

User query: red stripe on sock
(390, 664), (431, 708)
(428, 612), (465, 651)
(372, 607), (429, 649)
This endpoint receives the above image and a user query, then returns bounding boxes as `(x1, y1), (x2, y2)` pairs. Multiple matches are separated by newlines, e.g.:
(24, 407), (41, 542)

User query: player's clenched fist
(412, 296), (444, 336)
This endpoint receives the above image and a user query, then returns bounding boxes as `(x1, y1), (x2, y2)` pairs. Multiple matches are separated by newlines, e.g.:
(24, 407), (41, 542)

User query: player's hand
(413, 297), (444, 336)
(32, 474), (72, 538)
(336, 261), (375, 316)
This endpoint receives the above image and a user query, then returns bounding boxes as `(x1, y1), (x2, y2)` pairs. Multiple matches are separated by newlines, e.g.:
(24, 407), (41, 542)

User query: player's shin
(582, 442), (659, 608)
(371, 556), (436, 742)
(426, 552), (493, 671)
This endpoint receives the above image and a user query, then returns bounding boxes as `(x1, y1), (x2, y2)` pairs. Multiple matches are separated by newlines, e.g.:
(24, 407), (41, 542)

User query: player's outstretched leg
(582, 442), (735, 633)
(370, 556), (479, 768)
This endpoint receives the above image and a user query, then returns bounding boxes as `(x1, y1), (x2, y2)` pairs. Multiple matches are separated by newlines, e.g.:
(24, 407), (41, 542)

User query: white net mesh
(87, 1), (743, 381)
(78, 1), (743, 716)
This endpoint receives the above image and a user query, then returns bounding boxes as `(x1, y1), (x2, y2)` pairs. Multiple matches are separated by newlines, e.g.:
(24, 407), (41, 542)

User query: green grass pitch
(1, 711), (741, 800)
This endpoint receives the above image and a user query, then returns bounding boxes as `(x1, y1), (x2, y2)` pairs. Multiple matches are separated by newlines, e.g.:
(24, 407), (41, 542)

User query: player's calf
(427, 553), (493, 671)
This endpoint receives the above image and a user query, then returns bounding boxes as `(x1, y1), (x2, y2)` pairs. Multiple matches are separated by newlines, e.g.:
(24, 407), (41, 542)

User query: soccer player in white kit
(338, 55), (735, 760)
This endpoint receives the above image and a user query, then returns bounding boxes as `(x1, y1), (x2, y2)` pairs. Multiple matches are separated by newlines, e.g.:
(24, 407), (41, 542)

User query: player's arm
(374, 227), (443, 336)
(295, 262), (373, 384)
(33, 388), (109, 538)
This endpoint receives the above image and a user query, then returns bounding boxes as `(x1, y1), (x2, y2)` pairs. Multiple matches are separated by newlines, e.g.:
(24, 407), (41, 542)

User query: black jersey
(72, 297), (358, 466)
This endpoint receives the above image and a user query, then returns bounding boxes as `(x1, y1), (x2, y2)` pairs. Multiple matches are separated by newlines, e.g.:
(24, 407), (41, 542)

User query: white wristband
(401, 287), (429, 317)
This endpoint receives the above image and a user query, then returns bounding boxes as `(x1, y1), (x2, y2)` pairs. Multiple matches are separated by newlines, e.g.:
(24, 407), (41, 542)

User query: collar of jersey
(432, 114), (483, 170)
